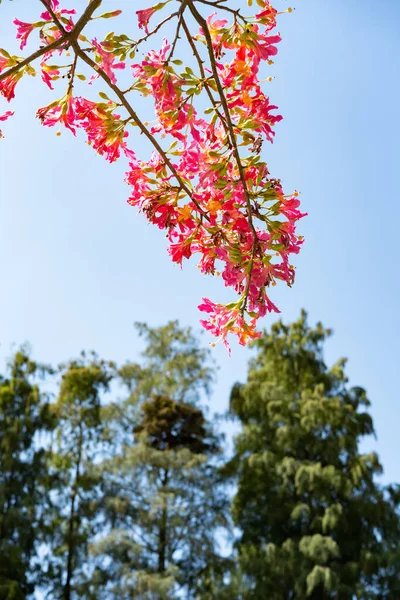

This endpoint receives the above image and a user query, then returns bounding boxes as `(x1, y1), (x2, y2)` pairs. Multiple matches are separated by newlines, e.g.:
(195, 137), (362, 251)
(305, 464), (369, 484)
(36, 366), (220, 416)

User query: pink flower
(168, 240), (192, 265)
(136, 7), (158, 33)
(36, 94), (76, 135)
(256, 2), (278, 29)
(40, 0), (76, 21)
(0, 57), (8, 72)
(0, 73), (22, 102)
(198, 298), (236, 352)
(0, 56), (18, 102)
(253, 33), (281, 60)
(0, 111), (14, 122)
(40, 62), (61, 90)
(13, 18), (36, 50)
(0, 110), (14, 138)
(126, 165), (151, 207)
(89, 39), (125, 86)
(198, 298), (262, 352)
(74, 97), (127, 162)
(280, 196), (308, 222)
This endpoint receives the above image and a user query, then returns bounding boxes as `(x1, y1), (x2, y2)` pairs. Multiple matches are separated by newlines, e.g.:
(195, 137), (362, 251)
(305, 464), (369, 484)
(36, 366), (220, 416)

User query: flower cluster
(0, 0), (305, 352)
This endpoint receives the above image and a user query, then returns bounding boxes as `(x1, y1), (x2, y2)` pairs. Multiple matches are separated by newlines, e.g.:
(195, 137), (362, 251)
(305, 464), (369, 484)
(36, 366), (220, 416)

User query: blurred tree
(228, 311), (400, 599)
(41, 353), (114, 600)
(0, 348), (54, 599)
(88, 322), (229, 599)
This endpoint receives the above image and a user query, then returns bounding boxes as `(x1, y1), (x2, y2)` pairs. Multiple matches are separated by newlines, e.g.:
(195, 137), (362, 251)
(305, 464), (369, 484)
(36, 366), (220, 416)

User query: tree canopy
(0, 315), (398, 599)
(229, 311), (400, 599)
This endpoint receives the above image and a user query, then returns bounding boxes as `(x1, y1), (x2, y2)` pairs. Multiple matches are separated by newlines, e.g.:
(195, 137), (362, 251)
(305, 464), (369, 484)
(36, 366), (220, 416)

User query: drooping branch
(0, 0), (305, 349)
(188, 1), (255, 228)
(188, 0), (260, 309)
(181, 16), (230, 144)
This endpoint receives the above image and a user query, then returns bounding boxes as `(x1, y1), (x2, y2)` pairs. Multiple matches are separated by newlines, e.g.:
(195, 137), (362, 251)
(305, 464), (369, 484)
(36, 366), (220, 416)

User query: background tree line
(1, 314), (399, 599)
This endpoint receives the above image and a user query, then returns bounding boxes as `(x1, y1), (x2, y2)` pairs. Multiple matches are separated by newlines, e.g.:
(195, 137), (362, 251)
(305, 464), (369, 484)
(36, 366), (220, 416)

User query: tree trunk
(64, 426), (82, 600)
(158, 469), (169, 574)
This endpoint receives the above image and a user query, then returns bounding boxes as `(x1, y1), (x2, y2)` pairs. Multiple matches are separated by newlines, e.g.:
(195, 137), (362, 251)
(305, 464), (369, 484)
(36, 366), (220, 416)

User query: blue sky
(0, 0), (399, 481)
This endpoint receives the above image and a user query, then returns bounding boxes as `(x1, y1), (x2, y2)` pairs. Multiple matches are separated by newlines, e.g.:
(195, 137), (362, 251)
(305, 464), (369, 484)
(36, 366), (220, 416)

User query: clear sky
(0, 0), (399, 481)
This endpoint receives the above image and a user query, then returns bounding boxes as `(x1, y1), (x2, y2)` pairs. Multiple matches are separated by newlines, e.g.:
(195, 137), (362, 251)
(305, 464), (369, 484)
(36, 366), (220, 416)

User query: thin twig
(135, 11), (179, 49)
(0, 0), (102, 82)
(40, 0), (67, 34)
(181, 16), (230, 143)
(40, 0), (103, 43)
(197, 0), (246, 23)
(166, 0), (189, 63)
(67, 52), (78, 94)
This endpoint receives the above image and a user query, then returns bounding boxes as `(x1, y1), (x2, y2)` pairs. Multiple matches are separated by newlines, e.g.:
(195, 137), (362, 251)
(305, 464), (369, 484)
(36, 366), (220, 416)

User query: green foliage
(1, 316), (399, 600)
(41, 352), (114, 600)
(134, 394), (218, 454)
(229, 310), (400, 599)
(0, 348), (53, 599)
(118, 321), (214, 404)
(89, 322), (228, 599)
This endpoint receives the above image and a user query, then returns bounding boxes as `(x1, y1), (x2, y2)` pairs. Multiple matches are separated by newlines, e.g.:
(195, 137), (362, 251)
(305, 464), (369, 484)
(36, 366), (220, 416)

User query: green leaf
(97, 10), (122, 19)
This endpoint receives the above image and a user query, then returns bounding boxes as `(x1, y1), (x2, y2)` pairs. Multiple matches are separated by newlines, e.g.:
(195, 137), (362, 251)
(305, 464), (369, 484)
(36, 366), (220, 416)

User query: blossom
(89, 39), (126, 86)
(0, 0), (305, 351)
(0, 72), (23, 102)
(0, 110), (14, 121)
(136, 7), (158, 33)
(0, 110), (14, 138)
(168, 240), (192, 264)
(249, 32), (281, 60)
(256, 2), (278, 29)
(198, 298), (238, 352)
(0, 57), (9, 72)
(40, 0), (76, 21)
(0, 56), (18, 102)
(74, 97), (128, 162)
(280, 196), (308, 222)
(198, 298), (262, 352)
(36, 94), (76, 135)
(206, 13), (228, 33)
(40, 62), (61, 90)
(13, 18), (36, 50)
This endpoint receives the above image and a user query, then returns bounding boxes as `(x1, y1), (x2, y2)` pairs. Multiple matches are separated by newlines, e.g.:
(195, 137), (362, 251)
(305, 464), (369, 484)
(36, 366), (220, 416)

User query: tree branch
(0, 37), (65, 82)
(181, 16), (230, 143)
(71, 40), (210, 219)
(197, 0), (246, 23)
(188, 0), (259, 309)
(166, 0), (189, 63)
(0, 0), (102, 82)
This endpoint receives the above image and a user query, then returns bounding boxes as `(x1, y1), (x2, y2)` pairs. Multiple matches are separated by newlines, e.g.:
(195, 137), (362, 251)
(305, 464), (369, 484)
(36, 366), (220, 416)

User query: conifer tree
(0, 348), (54, 599)
(229, 311), (400, 599)
(89, 322), (229, 599)
(42, 353), (114, 600)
